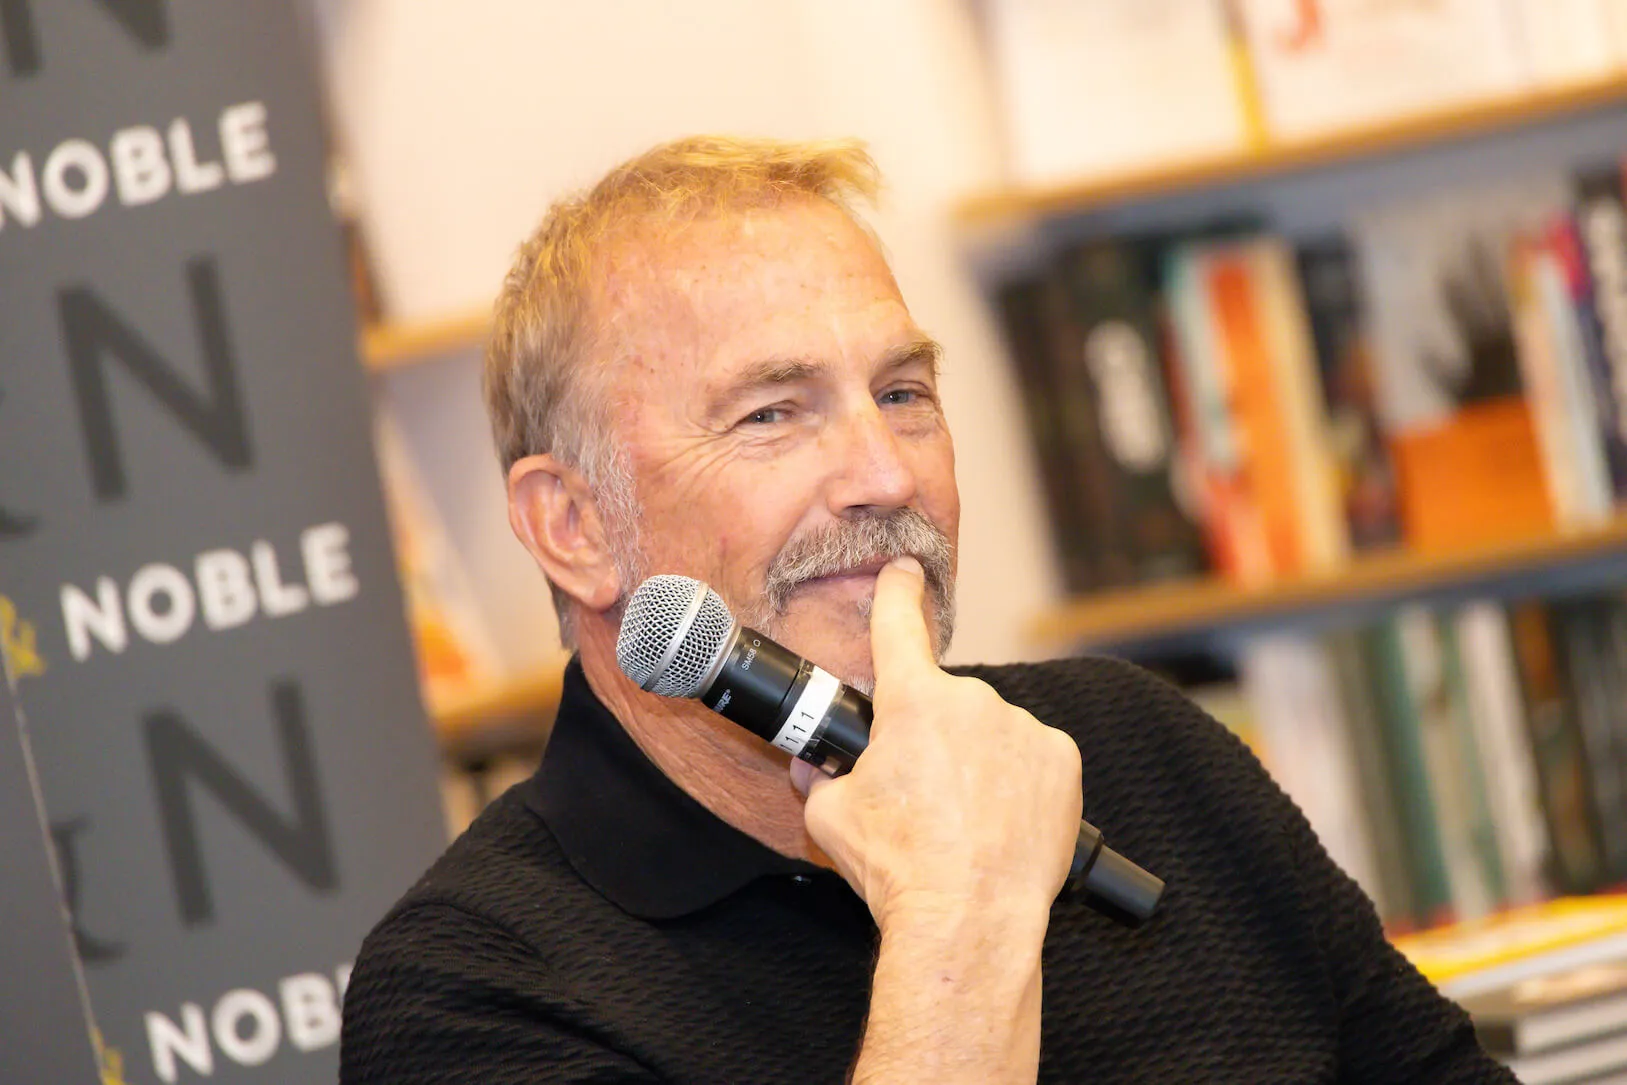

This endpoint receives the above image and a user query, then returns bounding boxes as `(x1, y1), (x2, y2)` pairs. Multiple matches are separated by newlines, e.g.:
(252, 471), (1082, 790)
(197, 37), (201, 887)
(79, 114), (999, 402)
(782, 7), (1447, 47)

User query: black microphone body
(694, 622), (1165, 928)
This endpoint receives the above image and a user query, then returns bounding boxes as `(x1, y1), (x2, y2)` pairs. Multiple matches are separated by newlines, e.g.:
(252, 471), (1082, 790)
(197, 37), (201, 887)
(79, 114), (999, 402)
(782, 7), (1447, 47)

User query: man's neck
(576, 618), (825, 864)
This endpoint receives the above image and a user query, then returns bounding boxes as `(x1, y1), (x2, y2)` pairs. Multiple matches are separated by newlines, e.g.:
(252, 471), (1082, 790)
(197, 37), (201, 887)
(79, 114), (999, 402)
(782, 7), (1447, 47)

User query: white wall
(325, 0), (1061, 669)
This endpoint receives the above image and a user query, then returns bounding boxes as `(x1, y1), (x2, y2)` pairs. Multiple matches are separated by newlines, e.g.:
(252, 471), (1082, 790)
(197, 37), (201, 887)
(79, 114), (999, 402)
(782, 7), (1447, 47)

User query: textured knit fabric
(340, 655), (1516, 1084)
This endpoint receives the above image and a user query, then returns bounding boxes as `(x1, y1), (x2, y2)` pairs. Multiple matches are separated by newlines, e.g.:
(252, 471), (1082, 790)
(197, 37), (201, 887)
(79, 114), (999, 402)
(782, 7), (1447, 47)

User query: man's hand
(795, 555), (1083, 924)
(791, 555), (1083, 1084)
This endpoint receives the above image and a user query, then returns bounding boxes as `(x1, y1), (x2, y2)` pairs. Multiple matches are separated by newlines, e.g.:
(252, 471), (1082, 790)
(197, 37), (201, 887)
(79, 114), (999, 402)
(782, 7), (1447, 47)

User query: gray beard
(604, 502), (957, 683)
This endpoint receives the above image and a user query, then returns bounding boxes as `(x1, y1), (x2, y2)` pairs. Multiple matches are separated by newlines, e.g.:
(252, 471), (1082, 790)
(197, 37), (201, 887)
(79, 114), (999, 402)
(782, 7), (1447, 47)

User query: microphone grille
(616, 574), (737, 698)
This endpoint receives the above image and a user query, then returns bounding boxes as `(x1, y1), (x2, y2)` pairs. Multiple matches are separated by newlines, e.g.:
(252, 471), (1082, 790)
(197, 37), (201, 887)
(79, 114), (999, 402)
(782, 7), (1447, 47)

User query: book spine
(1591, 597), (1627, 877)
(992, 279), (1107, 594)
(1206, 244), (1305, 575)
(1326, 627), (1419, 924)
(1164, 244), (1273, 583)
(1573, 165), (1627, 500)
(1452, 601), (1553, 907)
(1510, 233), (1589, 524)
(1057, 240), (1207, 586)
(1293, 236), (1402, 552)
(1239, 634), (1385, 907)
(1509, 600), (1609, 893)
(1401, 608), (1498, 920)
(1435, 612), (1510, 912)
(1251, 239), (1350, 569)
(1363, 615), (1456, 927)
(1551, 599), (1627, 879)
(1536, 218), (1614, 520)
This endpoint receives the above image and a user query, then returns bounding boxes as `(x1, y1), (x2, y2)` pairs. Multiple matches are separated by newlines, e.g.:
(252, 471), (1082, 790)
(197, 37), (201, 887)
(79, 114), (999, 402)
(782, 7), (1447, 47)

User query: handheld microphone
(615, 574), (1165, 928)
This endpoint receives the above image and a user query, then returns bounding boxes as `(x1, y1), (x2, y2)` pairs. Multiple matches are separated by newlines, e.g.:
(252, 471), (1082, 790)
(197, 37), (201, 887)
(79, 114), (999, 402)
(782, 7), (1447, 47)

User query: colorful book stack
(1396, 896), (1627, 1083)
(993, 162), (1627, 593)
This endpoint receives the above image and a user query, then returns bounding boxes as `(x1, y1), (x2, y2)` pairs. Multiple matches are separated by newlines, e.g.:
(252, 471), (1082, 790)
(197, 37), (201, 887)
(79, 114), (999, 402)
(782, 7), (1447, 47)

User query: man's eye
(741, 406), (786, 426)
(880, 387), (928, 406)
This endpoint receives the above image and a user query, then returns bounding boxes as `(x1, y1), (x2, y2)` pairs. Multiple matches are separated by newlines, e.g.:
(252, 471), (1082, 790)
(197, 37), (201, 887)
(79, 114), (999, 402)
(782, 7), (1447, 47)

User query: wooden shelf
(1032, 518), (1627, 652)
(361, 311), (489, 372)
(958, 75), (1627, 228)
(428, 654), (570, 757)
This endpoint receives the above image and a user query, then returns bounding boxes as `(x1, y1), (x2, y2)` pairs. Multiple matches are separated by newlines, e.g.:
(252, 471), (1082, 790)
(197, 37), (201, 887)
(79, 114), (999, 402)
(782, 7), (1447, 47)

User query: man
(340, 136), (1513, 1083)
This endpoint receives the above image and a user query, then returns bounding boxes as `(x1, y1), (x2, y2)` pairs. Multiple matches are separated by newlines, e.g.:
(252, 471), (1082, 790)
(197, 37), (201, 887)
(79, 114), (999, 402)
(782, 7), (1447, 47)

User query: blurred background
(19, 0), (1627, 1080)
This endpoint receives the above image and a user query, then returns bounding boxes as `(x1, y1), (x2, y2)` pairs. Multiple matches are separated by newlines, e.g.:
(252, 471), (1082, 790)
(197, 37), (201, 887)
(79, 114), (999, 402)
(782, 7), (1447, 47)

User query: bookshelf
(1032, 518), (1627, 653)
(429, 654), (570, 760)
(361, 310), (489, 372)
(957, 75), (1627, 228)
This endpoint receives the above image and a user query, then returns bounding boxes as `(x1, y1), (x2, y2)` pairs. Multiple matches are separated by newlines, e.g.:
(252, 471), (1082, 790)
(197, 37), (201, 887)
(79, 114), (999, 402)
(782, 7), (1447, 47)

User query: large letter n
(60, 256), (252, 502)
(146, 679), (338, 927)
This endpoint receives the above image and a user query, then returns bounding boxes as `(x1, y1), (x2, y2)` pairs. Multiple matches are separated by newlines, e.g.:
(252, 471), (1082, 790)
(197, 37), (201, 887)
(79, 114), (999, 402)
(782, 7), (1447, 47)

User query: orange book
(1390, 397), (1556, 555)
(1208, 252), (1308, 574)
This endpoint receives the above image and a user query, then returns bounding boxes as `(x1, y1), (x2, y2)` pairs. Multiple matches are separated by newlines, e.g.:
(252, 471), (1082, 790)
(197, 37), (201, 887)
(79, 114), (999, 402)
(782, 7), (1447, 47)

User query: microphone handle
(698, 629), (1165, 928)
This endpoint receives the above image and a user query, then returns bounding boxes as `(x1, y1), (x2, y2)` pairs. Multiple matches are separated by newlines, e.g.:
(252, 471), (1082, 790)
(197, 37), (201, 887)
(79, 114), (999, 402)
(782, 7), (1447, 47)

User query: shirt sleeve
(340, 901), (664, 1085)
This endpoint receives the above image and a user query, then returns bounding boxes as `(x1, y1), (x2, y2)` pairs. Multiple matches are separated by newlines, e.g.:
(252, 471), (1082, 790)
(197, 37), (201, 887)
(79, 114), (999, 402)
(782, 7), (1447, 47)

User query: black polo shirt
(340, 655), (1514, 1084)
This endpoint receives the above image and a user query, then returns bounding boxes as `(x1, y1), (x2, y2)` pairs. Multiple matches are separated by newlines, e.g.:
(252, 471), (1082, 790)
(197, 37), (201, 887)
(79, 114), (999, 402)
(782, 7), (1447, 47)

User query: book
(992, 278), (1109, 594)
(1294, 236), (1401, 552)
(984, 0), (1252, 186)
(1052, 239), (1208, 587)
(1363, 614), (1456, 927)
(1237, 633), (1384, 906)
(1510, 227), (1609, 526)
(1551, 599), (1627, 880)
(1326, 628), (1419, 925)
(1394, 894), (1627, 998)
(1453, 601), (1554, 909)
(1234, 0), (1528, 141)
(1464, 960), (1627, 1056)
(1507, 1028), (1627, 1084)
(1510, 601), (1611, 895)
(1525, 218), (1615, 522)
(1402, 609), (1503, 920)
(1573, 163), (1627, 500)
(1164, 243), (1274, 583)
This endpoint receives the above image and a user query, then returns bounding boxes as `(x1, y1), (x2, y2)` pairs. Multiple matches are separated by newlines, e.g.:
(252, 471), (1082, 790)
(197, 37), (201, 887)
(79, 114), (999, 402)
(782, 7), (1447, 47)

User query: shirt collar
(524, 657), (820, 920)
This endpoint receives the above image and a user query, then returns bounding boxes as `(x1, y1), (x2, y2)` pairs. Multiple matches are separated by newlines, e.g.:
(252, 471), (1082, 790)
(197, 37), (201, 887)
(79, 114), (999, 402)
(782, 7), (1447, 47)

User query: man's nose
(824, 402), (918, 518)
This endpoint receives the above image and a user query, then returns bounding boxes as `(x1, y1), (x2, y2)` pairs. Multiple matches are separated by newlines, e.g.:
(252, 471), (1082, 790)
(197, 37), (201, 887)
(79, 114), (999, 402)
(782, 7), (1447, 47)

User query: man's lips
(803, 556), (895, 584)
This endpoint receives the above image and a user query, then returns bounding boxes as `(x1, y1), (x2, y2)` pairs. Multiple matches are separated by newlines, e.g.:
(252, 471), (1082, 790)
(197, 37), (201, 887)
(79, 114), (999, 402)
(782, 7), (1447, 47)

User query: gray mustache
(762, 508), (953, 614)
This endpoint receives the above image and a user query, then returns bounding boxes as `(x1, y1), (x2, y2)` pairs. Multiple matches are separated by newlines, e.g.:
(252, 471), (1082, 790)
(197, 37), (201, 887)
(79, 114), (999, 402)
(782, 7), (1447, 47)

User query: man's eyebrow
(878, 338), (943, 378)
(705, 339), (942, 418)
(706, 357), (827, 416)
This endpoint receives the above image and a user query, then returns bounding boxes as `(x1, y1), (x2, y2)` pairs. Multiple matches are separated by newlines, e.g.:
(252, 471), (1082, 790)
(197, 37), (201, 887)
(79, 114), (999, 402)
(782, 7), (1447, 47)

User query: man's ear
(507, 454), (624, 614)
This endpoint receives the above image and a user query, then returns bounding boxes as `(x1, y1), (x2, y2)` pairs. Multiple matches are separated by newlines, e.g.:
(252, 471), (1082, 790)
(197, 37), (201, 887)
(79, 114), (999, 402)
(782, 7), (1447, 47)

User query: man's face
(594, 197), (960, 690)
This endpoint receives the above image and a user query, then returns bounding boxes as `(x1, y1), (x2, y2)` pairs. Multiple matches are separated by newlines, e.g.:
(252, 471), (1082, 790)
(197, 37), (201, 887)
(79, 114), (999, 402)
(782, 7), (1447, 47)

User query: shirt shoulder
(955, 655), (1274, 806)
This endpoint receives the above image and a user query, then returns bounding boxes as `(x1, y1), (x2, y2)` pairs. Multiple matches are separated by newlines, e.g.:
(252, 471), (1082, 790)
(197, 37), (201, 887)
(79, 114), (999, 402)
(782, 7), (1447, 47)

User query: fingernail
(789, 758), (816, 796)
(890, 555), (923, 577)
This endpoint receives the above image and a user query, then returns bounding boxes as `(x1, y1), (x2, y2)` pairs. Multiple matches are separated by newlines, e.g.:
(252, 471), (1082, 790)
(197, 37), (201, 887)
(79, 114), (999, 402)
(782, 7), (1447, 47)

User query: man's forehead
(592, 200), (909, 374)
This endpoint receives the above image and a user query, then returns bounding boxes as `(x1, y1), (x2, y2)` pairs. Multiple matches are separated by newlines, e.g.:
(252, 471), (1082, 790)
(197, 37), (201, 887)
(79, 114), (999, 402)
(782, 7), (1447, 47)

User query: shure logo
(715, 689), (732, 711)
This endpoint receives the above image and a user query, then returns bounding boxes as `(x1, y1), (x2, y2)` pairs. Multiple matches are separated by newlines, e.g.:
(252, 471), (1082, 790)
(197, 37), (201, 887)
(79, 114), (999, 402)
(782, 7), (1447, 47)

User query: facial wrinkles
(593, 206), (957, 672)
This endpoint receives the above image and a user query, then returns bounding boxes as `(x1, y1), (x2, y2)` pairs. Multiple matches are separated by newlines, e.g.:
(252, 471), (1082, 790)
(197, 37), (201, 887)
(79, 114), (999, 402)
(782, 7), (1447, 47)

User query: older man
(340, 137), (1513, 1084)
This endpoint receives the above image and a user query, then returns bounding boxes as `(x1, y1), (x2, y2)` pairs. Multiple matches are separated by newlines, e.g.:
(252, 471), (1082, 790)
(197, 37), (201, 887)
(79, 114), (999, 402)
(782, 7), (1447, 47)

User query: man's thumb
(789, 757), (818, 796)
